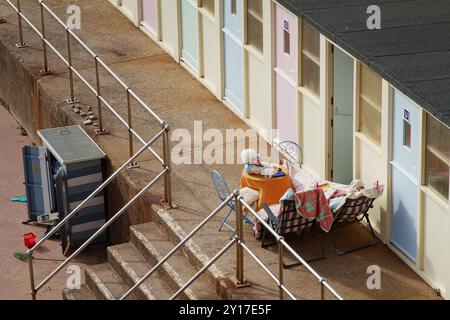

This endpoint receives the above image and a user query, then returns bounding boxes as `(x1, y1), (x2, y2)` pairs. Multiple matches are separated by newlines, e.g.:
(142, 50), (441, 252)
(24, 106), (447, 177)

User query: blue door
(332, 47), (354, 184)
(180, 0), (199, 72)
(391, 91), (420, 262)
(23, 145), (52, 220)
(223, 0), (243, 114)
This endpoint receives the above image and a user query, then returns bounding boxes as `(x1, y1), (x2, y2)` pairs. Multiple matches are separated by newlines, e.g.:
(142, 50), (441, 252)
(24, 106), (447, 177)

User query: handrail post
(28, 254), (37, 300)
(278, 240), (284, 300)
(126, 89), (138, 169)
(234, 191), (248, 287)
(162, 124), (172, 207)
(320, 279), (325, 300)
(94, 56), (107, 135)
(66, 28), (77, 104)
(39, 1), (51, 74)
(15, 0), (27, 48)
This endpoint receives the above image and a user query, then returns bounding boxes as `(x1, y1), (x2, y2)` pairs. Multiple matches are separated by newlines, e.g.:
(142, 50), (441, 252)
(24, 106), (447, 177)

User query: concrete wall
(0, 41), (41, 143)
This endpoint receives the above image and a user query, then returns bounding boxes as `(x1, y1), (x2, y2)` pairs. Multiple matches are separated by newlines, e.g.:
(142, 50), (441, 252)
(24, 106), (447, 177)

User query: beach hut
(274, 0), (450, 298)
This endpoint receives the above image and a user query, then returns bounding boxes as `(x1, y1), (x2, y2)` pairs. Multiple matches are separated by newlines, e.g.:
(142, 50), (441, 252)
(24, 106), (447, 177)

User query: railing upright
(126, 88), (137, 168)
(28, 254), (36, 300)
(15, 0), (26, 47)
(163, 126), (172, 206)
(94, 56), (105, 134)
(321, 280), (325, 300)
(234, 191), (246, 287)
(39, 0), (50, 74)
(278, 240), (284, 300)
(66, 29), (77, 104)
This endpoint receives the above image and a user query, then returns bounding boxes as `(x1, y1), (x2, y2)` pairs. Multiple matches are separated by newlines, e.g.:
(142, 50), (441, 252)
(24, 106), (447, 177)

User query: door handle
(335, 106), (353, 117)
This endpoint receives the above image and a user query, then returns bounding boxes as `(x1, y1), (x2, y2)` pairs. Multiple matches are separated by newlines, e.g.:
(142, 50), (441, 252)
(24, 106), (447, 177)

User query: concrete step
(130, 221), (221, 300)
(107, 242), (179, 300)
(62, 284), (96, 300)
(151, 207), (226, 288)
(85, 263), (139, 300)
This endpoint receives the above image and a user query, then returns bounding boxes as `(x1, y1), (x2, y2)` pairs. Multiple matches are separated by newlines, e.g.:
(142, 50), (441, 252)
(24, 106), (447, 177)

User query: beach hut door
(391, 91), (420, 262)
(332, 46), (354, 184)
(223, 0), (244, 113)
(180, 0), (199, 72)
(141, 0), (158, 37)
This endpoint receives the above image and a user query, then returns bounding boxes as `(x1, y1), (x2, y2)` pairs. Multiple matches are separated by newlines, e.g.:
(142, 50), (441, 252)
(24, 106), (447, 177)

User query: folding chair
(261, 201), (326, 269)
(211, 170), (257, 237)
(328, 196), (378, 256)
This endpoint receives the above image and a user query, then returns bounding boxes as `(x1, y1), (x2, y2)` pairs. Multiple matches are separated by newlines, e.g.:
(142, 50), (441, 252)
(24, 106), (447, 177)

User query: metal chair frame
(277, 141), (303, 168)
(211, 170), (254, 238)
(327, 197), (378, 256)
(261, 201), (326, 269)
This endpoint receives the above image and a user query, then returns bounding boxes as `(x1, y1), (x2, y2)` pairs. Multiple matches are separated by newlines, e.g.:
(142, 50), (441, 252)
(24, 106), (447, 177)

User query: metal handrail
(170, 238), (237, 300)
(122, 191), (343, 301)
(120, 193), (237, 300)
(240, 199), (344, 300)
(239, 241), (296, 300)
(3, 0), (174, 300)
(5, 0), (169, 168)
(32, 168), (168, 294)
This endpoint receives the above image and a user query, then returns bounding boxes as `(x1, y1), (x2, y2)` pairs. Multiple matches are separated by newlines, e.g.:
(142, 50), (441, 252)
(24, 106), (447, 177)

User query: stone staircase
(63, 219), (222, 300)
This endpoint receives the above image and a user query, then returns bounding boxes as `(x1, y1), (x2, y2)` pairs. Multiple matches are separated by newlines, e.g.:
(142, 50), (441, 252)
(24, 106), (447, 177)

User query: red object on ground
(23, 233), (37, 249)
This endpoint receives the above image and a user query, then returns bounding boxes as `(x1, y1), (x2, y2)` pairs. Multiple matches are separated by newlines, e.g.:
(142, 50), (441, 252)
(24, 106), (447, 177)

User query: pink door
(141, 0), (158, 37)
(274, 3), (298, 143)
(276, 74), (297, 142)
(275, 4), (297, 80)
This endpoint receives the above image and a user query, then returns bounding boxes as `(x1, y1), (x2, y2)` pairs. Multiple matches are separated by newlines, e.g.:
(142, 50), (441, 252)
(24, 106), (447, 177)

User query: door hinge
(331, 96), (334, 105)
(331, 45), (334, 53)
(331, 118), (334, 127)
(330, 169), (334, 179)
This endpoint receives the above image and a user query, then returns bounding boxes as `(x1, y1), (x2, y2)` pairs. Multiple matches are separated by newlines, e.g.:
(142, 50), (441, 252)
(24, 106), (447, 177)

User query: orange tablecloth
(240, 166), (293, 211)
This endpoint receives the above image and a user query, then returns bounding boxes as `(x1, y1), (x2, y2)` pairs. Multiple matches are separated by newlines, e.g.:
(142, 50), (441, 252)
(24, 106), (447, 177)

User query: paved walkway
(0, 0), (440, 300)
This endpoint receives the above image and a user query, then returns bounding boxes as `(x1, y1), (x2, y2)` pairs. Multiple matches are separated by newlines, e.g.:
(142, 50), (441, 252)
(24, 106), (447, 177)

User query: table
(240, 166), (293, 211)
